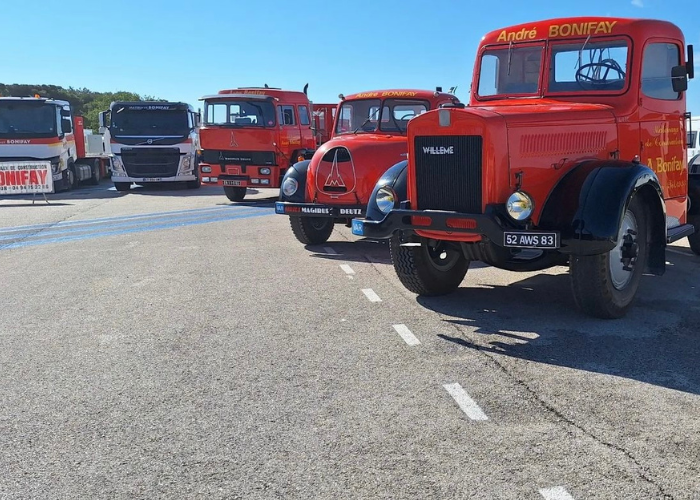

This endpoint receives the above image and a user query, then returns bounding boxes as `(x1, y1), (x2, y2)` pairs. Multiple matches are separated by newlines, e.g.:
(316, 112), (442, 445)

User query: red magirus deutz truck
(352, 17), (698, 319)
(275, 88), (460, 245)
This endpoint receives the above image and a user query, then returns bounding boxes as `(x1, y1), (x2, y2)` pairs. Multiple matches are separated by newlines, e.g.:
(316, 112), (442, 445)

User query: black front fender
(279, 160), (310, 203)
(365, 160), (408, 222)
(540, 160), (665, 269)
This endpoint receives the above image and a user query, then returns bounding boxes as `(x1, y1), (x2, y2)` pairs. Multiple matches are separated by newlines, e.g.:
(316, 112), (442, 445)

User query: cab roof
(481, 17), (685, 45)
(0, 96), (70, 107)
(201, 87), (311, 104)
(343, 89), (459, 103)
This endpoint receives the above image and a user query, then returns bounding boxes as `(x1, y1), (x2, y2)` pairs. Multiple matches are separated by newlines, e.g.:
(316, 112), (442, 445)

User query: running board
(667, 223), (695, 243)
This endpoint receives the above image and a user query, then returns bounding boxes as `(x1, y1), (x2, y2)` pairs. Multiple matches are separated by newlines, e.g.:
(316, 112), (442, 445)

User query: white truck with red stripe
(99, 102), (201, 191)
(0, 97), (111, 192)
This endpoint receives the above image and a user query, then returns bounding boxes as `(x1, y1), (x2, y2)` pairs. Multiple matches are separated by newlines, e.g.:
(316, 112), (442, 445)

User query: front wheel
(89, 160), (100, 185)
(389, 234), (470, 295)
(289, 216), (334, 245)
(114, 182), (131, 192)
(224, 186), (246, 202)
(186, 175), (201, 190)
(570, 195), (648, 319)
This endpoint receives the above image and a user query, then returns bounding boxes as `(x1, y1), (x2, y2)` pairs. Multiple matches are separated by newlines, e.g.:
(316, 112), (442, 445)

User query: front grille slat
(414, 135), (482, 214)
(121, 147), (181, 177)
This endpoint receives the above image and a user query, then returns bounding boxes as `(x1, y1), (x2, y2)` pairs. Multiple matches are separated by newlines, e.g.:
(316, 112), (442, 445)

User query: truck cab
(0, 96), (110, 192)
(100, 102), (200, 192)
(352, 17), (697, 319)
(198, 87), (335, 202)
(276, 89), (460, 245)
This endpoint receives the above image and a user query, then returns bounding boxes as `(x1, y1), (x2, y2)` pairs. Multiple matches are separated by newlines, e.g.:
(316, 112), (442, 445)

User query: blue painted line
(0, 203), (269, 234)
(0, 208), (274, 250)
(0, 205), (264, 242)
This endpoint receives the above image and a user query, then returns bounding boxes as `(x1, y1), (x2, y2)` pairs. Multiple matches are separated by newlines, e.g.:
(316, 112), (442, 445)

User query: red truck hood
(200, 126), (277, 151)
(306, 133), (408, 204)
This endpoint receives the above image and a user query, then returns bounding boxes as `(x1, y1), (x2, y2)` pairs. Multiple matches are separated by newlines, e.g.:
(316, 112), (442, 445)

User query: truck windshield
(204, 100), (276, 127)
(335, 98), (428, 134)
(111, 108), (189, 136)
(478, 45), (544, 97)
(0, 102), (57, 138)
(549, 40), (628, 93)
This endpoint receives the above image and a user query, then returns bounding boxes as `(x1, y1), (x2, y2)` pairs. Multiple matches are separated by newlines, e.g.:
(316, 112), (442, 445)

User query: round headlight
(282, 177), (298, 197)
(260, 167), (271, 175)
(376, 186), (396, 214)
(201, 166), (212, 173)
(506, 191), (534, 221)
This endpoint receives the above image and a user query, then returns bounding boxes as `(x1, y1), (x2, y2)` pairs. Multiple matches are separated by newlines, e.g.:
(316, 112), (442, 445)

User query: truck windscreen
(0, 102), (57, 138)
(204, 100), (276, 127)
(111, 109), (189, 136)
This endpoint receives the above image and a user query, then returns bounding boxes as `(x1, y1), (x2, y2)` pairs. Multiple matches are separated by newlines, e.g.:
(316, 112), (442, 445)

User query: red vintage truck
(352, 17), (698, 319)
(198, 86), (335, 202)
(275, 88), (460, 244)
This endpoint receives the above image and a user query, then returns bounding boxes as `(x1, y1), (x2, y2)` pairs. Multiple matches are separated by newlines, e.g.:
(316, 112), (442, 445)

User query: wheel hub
(609, 211), (639, 290)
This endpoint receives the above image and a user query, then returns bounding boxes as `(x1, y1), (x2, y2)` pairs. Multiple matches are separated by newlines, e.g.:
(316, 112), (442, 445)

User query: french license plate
(223, 180), (244, 186)
(503, 231), (559, 249)
(143, 178), (161, 182)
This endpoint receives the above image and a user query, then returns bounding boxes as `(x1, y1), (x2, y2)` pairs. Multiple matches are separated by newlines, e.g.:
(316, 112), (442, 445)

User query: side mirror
(98, 111), (108, 129)
(60, 108), (71, 118)
(62, 118), (73, 134)
(687, 44), (695, 80)
(671, 65), (688, 93)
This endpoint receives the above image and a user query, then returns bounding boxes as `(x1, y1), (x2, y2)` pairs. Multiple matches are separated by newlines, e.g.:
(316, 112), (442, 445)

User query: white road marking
(392, 324), (420, 346)
(362, 288), (382, 302)
(340, 264), (355, 275)
(539, 486), (575, 500)
(442, 383), (488, 421)
(323, 246), (337, 255)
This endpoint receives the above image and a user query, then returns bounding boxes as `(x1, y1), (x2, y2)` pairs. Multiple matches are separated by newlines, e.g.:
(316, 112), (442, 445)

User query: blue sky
(1, 0), (698, 113)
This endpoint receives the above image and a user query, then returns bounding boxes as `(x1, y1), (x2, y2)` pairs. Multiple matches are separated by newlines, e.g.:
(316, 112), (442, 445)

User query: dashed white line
(392, 324), (420, 346)
(442, 383), (488, 421)
(361, 288), (382, 302)
(340, 264), (355, 275)
(539, 486), (575, 500)
(323, 246), (338, 255)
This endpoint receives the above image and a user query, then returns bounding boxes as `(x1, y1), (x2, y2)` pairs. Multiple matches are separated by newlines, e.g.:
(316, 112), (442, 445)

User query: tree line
(0, 83), (163, 132)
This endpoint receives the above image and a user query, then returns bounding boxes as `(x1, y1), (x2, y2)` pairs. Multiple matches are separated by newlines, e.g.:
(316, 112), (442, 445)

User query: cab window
(642, 43), (681, 100)
(279, 105), (296, 126)
(298, 105), (310, 126)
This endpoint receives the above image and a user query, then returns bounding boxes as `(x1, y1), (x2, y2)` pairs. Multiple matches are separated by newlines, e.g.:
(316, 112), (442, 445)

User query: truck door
(278, 104), (301, 165)
(638, 40), (688, 216)
(297, 104), (314, 151)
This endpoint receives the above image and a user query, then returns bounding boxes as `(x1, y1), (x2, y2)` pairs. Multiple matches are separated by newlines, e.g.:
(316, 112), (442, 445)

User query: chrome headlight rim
(376, 186), (397, 215)
(506, 190), (534, 221)
(201, 166), (212, 173)
(260, 167), (271, 175)
(282, 177), (298, 197)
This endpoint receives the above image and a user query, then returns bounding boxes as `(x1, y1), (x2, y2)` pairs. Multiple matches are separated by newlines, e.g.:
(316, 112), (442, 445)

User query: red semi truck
(198, 86), (335, 202)
(352, 17), (698, 319)
(275, 88), (460, 245)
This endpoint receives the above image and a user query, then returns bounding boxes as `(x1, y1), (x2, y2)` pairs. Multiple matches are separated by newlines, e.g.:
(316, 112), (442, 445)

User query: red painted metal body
(198, 87), (335, 191)
(402, 17), (690, 242)
(286, 90), (460, 213)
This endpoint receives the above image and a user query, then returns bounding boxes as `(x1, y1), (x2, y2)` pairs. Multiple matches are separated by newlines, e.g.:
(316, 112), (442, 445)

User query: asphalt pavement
(0, 183), (698, 499)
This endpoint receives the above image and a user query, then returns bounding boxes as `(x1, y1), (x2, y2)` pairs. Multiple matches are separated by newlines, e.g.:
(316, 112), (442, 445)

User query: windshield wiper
(352, 108), (380, 134)
(507, 41), (513, 76)
(576, 35), (591, 70)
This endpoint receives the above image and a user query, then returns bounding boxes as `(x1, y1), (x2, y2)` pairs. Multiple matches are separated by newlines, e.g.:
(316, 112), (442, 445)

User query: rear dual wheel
(570, 195), (648, 319)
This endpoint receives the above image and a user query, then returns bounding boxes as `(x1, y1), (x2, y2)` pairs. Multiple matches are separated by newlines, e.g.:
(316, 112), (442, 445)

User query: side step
(667, 223), (695, 244)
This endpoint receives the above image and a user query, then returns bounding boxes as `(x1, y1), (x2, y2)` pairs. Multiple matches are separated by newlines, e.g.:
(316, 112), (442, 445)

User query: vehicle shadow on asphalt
(420, 259), (700, 395)
(307, 239), (393, 264)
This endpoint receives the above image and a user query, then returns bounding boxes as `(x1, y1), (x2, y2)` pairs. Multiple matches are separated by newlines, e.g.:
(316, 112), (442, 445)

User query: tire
(570, 195), (648, 319)
(688, 215), (700, 255)
(289, 216), (334, 245)
(389, 234), (470, 296)
(224, 186), (246, 202)
(89, 160), (100, 185)
(66, 166), (77, 190)
(114, 182), (131, 192)
(186, 175), (201, 190)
